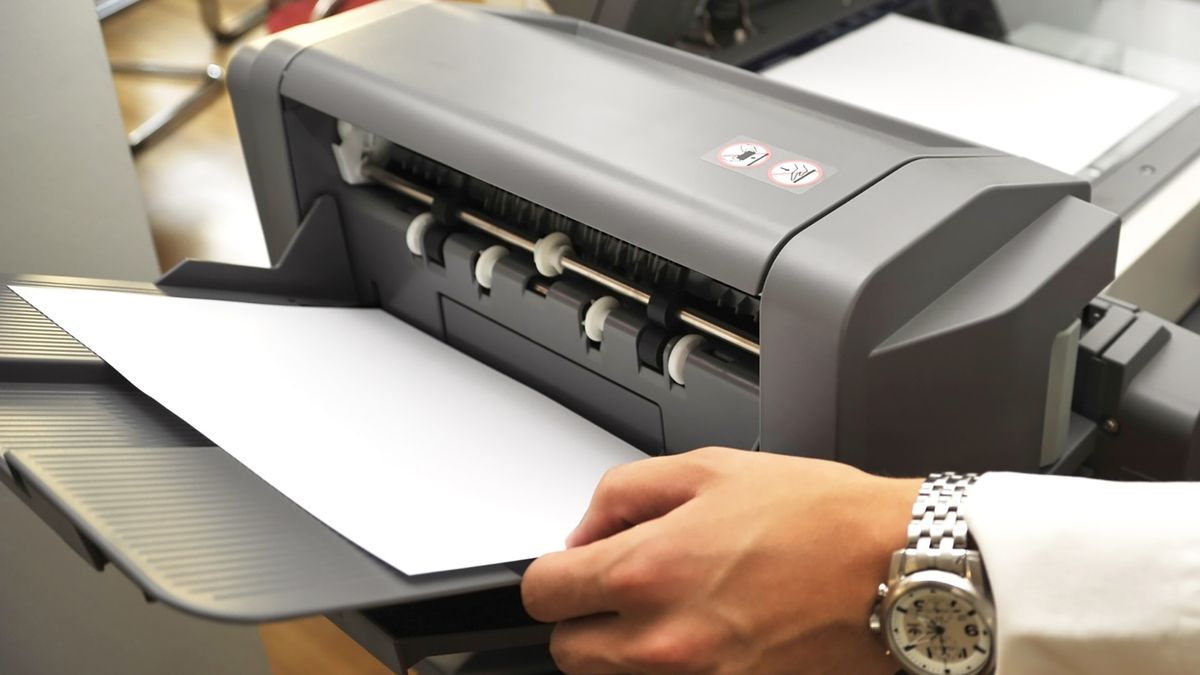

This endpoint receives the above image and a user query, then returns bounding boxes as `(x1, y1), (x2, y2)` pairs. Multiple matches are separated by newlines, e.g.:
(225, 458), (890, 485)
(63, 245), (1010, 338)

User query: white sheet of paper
(10, 284), (646, 575)
(761, 14), (1181, 175)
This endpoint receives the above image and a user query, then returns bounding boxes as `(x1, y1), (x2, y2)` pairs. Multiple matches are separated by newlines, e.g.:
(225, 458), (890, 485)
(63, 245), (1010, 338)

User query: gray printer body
(227, 1), (1118, 475)
(2, 2), (1198, 673)
(554, 0), (1200, 220)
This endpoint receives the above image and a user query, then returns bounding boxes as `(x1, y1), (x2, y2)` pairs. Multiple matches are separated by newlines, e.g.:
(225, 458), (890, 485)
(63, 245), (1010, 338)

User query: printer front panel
(233, 2), (1017, 465)
(341, 188), (765, 457)
(266, 90), (1119, 475)
(360, 188), (763, 456)
(281, 100), (1120, 478)
(274, 100), (762, 456)
(239, 3), (1120, 477)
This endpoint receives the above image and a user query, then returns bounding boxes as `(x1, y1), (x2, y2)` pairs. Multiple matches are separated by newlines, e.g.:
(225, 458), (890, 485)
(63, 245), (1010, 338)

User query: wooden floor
(103, 0), (270, 273)
(259, 617), (398, 675)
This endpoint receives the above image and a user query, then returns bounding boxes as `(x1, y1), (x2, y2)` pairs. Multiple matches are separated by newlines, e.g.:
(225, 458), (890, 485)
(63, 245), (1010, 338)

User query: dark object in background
(547, 0), (1006, 70)
(267, 0), (378, 32)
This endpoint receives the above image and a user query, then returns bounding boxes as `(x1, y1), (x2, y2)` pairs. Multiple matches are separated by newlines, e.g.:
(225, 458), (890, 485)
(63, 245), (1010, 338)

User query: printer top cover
(243, 1), (996, 294)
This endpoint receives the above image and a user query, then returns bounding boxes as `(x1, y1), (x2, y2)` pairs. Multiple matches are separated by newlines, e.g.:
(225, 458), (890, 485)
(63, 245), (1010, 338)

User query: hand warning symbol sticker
(703, 136), (834, 193)
(717, 142), (771, 168)
(768, 160), (824, 188)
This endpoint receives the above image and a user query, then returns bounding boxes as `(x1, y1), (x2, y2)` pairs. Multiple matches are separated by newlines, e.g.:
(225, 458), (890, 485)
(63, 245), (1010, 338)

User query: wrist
(866, 477), (926, 574)
(824, 475), (924, 675)
(846, 477), (925, 623)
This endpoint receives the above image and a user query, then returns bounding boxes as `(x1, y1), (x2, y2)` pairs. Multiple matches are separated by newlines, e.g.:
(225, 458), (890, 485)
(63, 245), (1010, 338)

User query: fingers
(550, 614), (716, 675)
(566, 451), (717, 548)
(523, 525), (644, 622)
(547, 614), (636, 675)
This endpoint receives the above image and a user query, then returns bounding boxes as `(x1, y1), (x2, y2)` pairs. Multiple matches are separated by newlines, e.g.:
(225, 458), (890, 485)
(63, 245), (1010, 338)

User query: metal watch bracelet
(875, 472), (995, 675)
(901, 472), (979, 575)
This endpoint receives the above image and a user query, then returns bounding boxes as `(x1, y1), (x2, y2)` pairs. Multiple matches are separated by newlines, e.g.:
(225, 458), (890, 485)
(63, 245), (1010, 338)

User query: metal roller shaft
(362, 164), (761, 356)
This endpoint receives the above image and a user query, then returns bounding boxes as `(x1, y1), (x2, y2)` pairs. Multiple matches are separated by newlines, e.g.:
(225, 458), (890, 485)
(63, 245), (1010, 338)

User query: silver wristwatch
(869, 473), (996, 675)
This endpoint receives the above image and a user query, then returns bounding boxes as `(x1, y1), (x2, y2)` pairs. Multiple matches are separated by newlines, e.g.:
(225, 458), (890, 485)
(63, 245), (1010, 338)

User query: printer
(1, 2), (1198, 673)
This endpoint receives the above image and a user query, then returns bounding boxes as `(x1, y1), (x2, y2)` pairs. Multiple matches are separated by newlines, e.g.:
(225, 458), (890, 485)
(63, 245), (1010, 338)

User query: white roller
(533, 232), (574, 277)
(474, 245), (509, 289)
(405, 212), (435, 257)
(666, 334), (707, 386)
(582, 296), (620, 343)
(331, 121), (389, 185)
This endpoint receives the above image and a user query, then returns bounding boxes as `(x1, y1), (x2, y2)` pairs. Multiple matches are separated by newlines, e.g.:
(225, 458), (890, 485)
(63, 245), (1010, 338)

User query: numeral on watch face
(888, 586), (992, 675)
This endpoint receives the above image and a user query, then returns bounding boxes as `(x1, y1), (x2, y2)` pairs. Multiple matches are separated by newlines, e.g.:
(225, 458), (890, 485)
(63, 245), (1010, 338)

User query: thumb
(566, 452), (715, 548)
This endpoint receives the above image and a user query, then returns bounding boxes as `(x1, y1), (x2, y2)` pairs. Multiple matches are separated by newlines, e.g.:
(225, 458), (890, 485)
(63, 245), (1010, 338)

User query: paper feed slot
(148, 191), (763, 456)
(357, 143), (763, 358)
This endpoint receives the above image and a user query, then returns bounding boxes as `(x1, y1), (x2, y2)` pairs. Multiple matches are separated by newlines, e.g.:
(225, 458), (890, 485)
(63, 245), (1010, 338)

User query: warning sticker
(703, 136), (834, 193)
(717, 142), (771, 168)
(768, 160), (824, 188)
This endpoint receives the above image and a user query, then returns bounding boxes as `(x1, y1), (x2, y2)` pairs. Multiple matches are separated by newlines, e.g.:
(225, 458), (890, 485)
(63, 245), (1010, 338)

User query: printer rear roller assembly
(364, 159), (758, 384)
(363, 162), (761, 360)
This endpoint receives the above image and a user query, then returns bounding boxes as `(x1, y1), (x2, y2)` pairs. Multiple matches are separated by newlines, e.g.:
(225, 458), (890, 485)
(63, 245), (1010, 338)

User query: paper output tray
(0, 276), (541, 656)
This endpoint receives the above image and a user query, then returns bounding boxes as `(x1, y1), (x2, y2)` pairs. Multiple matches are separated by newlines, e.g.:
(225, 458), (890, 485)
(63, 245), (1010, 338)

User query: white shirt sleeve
(966, 472), (1200, 675)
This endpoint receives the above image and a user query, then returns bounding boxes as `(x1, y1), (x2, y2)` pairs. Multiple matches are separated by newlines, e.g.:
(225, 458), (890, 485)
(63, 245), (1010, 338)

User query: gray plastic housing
(229, 2), (1118, 472)
(1073, 297), (1200, 481)
(549, 1), (1200, 218)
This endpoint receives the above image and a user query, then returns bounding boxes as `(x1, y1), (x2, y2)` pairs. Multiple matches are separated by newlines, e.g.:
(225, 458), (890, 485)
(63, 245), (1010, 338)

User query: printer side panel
(761, 156), (1119, 475)
(226, 1), (426, 263)
(1082, 312), (1200, 482)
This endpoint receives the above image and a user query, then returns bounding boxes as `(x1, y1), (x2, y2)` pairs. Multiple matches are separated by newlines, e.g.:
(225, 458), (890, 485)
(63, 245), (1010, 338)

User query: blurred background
(103, 0), (548, 275)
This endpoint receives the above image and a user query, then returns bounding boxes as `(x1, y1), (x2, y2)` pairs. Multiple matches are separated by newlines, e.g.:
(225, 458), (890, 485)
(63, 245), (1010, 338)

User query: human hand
(521, 447), (922, 675)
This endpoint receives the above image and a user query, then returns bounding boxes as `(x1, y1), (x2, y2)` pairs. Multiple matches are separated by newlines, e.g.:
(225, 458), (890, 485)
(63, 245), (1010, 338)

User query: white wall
(0, 0), (159, 281)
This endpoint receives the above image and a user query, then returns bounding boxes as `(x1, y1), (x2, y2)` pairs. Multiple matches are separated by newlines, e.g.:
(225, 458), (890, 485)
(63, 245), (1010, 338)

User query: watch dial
(887, 584), (993, 675)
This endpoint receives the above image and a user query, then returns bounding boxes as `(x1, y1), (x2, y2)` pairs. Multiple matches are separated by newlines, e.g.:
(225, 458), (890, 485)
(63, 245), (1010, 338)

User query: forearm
(968, 472), (1200, 675)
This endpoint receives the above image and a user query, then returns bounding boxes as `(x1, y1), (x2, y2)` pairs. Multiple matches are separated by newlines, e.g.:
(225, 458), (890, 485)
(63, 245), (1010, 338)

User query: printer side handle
(1072, 297), (1200, 481)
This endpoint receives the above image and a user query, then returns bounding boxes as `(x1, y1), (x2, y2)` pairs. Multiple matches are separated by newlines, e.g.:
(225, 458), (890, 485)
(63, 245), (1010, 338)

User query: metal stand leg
(99, 0), (264, 151)
(199, 0), (269, 43)
(109, 62), (225, 153)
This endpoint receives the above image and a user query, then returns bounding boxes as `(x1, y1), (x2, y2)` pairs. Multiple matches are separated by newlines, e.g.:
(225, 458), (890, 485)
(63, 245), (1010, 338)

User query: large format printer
(2, 2), (1199, 673)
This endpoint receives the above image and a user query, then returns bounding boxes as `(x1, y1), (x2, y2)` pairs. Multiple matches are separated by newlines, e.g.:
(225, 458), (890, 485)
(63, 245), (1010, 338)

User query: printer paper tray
(0, 276), (526, 625)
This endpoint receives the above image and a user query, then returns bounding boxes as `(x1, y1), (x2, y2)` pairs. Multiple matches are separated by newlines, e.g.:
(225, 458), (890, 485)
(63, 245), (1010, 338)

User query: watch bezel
(881, 569), (996, 675)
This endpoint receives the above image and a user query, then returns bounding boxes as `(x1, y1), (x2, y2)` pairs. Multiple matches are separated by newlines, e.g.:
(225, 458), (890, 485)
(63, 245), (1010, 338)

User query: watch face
(885, 574), (994, 675)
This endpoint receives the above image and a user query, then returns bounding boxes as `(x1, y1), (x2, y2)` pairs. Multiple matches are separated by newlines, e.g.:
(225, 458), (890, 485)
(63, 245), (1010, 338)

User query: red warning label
(717, 142), (771, 168)
(704, 136), (834, 193)
(768, 160), (824, 188)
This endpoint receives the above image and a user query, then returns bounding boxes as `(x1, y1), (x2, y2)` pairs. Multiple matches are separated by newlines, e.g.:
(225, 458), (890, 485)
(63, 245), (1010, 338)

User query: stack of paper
(762, 14), (1181, 175)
